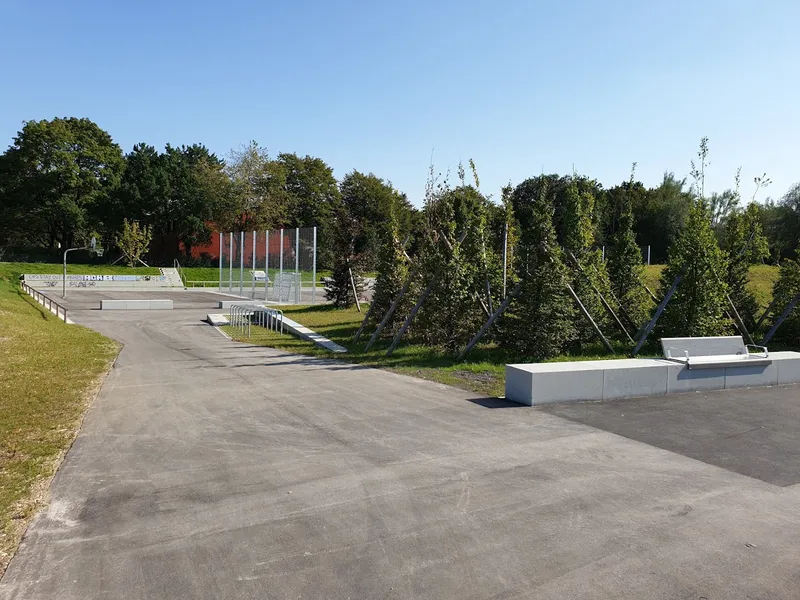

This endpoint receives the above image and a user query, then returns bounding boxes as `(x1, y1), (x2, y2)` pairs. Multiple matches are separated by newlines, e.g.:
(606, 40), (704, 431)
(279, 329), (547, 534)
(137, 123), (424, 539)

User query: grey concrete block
(505, 365), (535, 405)
(724, 363), (778, 389)
(148, 300), (173, 310)
(218, 300), (262, 309)
(603, 361), (668, 400)
(773, 352), (800, 384)
(666, 365), (726, 393)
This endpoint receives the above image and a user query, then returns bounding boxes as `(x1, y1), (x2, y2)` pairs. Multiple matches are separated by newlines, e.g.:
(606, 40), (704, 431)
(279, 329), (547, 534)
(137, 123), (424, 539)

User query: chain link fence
(218, 227), (319, 304)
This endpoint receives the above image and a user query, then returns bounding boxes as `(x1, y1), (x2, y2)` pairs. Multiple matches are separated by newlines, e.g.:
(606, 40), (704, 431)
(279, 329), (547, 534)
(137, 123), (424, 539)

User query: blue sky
(1, 0), (798, 205)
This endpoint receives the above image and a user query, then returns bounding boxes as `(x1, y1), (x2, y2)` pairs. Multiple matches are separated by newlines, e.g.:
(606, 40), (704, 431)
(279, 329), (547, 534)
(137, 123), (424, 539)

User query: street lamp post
(62, 237), (99, 299)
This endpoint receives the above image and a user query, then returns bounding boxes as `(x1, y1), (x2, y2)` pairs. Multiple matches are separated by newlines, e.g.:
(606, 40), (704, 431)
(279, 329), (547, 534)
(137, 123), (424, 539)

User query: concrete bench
(100, 299), (173, 310)
(505, 351), (800, 406)
(661, 336), (770, 369)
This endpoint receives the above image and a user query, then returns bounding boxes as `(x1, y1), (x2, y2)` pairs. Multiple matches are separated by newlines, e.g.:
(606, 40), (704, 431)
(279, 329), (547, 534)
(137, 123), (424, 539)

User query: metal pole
(62, 249), (67, 299)
(502, 222), (508, 298)
(365, 275), (414, 351)
(386, 277), (436, 357)
(218, 232), (223, 292)
(279, 229), (284, 300)
(647, 245), (651, 266)
(567, 283), (615, 354)
(265, 230), (270, 302)
(239, 231), (244, 296)
(228, 233), (233, 293)
(312, 226), (317, 304)
(295, 227), (300, 304)
(601, 246), (605, 262)
(252, 231), (256, 298)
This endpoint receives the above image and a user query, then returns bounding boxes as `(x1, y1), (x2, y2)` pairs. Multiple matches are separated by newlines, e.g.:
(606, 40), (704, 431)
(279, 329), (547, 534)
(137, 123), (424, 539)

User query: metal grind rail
(229, 305), (284, 338)
(20, 282), (69, 322)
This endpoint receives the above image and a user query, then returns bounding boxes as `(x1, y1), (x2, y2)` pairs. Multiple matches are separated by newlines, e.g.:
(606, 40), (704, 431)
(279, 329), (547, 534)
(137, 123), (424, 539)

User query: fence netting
(218, 227), (318, 304)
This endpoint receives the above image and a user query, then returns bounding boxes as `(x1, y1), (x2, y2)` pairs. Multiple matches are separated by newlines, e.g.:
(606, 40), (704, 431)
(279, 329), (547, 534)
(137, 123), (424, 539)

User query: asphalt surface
(2, 290), (800, 599)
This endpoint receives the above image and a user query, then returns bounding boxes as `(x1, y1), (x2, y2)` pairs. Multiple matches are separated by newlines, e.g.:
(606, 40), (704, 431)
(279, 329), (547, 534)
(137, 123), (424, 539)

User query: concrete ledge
(101, 299), (174, 310)
(506, 352), (800, 405)
(281, 316), (348, 353)
(206, 314), (230, 326)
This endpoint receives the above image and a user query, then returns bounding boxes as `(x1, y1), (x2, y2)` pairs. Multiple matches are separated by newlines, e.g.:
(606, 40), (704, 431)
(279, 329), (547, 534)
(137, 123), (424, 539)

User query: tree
(767, 252), (800, 346)
(113, 143), (170, 233)
(324, 204), (364, 308)
(722, 202), (770, 326)
(561, 177), (612, 347)
(500, 176), (576, 359)
(0, 118), (124, 249)
(221, 142), (288, 232)
(607, 166), (650, 328)
(656, 201), (731, 338)
(338, 170), (412, 272)
(369, 210), (411, 336)
(634, 172), (693, 263)
(115, 219), (153, 267)
(162, 144), (225, 256)
(277, 153), (341, 269)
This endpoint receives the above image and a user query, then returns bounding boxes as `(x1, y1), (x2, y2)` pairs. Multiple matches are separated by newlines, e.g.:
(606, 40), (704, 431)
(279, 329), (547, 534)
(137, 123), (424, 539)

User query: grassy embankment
(222, 265), (782, 399)
(0, 262), (120, 576)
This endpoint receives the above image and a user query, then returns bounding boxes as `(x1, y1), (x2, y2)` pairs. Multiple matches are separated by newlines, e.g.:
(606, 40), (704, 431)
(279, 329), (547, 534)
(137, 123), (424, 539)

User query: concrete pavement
(2, 290), (800, 599)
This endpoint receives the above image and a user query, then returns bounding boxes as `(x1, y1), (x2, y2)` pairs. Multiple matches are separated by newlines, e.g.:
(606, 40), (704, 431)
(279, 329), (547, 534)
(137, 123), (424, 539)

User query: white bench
(250, 270), (268, 282)
(661, 336), (770, 369)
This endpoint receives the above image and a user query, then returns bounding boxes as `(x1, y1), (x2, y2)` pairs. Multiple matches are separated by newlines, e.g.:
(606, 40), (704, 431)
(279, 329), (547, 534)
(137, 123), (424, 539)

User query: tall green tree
(500, 176), (575, 359)
(767, 251), (800, 346)
(0, 118), (124, 249)
(114, 143), (170, 233)
(722, 202), (770, 326)
(606, 168), (650, 328)
(634, 172), (693, 263)
(656, 201), (731, 338)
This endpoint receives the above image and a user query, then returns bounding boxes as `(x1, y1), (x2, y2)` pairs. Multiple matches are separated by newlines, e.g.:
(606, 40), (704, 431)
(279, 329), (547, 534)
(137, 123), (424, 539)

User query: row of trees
(0, 118), (415, 268)
(337, 143), (799, 357)
(2, 118), (800, 273)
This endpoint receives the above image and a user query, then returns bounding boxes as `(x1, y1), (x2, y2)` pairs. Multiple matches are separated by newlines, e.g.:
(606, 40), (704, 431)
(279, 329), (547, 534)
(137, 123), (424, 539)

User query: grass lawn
(1, 262), (160, 278)
(182, 267), (335, 285)
(222, 305), (634, 399)
(0, 263), (120, 576)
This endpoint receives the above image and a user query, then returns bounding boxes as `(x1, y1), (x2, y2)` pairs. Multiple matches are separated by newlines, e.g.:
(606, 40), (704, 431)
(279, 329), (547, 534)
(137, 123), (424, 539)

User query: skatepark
(1, 287), (800, 599)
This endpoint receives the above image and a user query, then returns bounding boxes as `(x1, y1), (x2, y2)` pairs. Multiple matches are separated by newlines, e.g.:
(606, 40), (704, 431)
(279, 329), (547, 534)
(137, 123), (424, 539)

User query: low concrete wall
(101, 299), (173, 310)
(24, 274), (176, 290)
(506, 351), (800, 405)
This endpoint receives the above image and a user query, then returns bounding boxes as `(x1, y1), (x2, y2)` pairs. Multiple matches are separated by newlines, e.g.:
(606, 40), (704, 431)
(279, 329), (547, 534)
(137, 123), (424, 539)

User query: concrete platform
(100, 299), (173, 310)
(506, 352), (800, 405)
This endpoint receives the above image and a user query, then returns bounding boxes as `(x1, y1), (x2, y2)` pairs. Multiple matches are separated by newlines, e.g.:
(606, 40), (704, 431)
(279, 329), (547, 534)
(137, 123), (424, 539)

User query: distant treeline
(1, 117), (798, 268)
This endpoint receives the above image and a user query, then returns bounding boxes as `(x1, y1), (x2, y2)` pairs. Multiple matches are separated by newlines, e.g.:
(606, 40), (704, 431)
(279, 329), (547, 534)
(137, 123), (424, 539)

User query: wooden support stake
(352, 301), (376, 342)
(756, 296), (780, 330)
(364, 274), (414, 351)
(566, 283), (615, 355)
(349, 268), (361, 312)
(632, 268), (685, 356)
(386, 277), (437, 357)
(567, 250), (634, 343)
(761, 292), (800, 345)
(644, 285), (659, 303)
(458, 281), (523, 361)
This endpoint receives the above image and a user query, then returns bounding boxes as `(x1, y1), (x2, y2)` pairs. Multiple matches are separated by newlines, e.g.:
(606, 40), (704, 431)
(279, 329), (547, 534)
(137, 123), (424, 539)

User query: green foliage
(656, 201), (731, 337)
(370, 212), (411, 336)
(722, 202), (770, 326)
(324, 260), (364, 308)
(768, 255), (800, 346)
(500, 177), (576, 360)
(606, 167), (650, 327)
(114, 219), (153, 268)
(633, 172), (694, 263)
(0, 118), (125, 249)
(413, 171), (502, 352)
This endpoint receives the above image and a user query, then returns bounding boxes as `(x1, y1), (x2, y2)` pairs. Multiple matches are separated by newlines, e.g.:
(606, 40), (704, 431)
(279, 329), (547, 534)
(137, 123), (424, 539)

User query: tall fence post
(312, 227), (317, 304)
(279, 229), (284, 301)
(228, 232), (233, 293)
(295, 227), (300, 303)
(265, 230), (270, 302)
(252, 231), (257, 298)
(239, 231), (244, 296)
(218, 232), (223, 292)
(647, 245), (651, 266)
